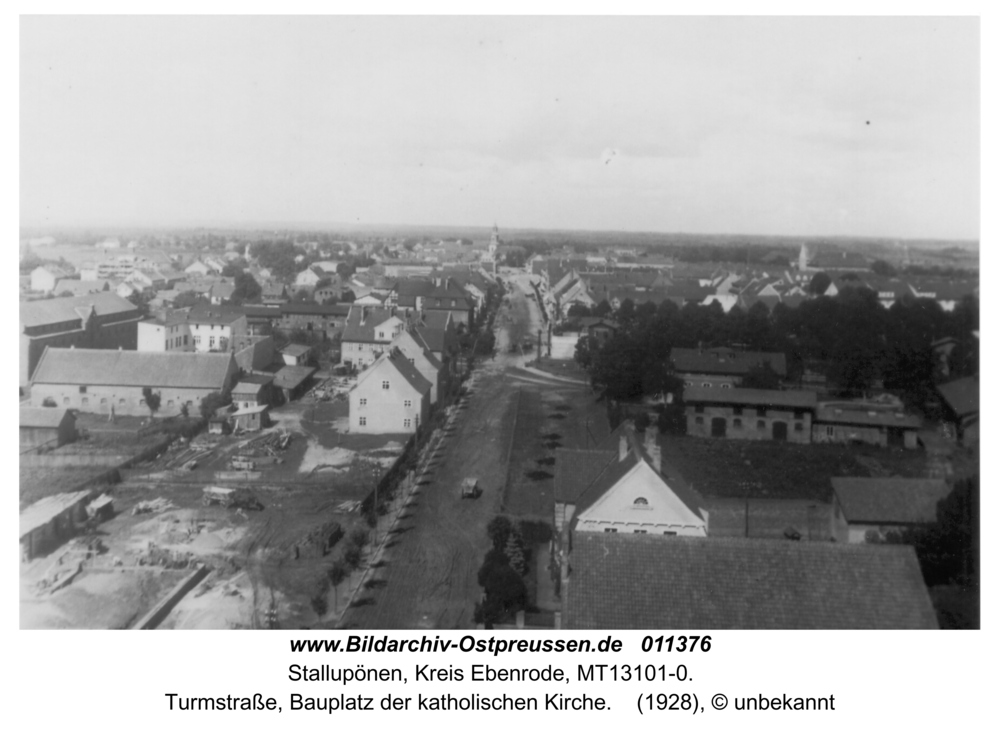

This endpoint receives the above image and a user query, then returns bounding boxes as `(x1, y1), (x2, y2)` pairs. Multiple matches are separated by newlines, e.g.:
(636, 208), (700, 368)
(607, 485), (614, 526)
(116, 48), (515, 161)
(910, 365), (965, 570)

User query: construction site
(18, 383), (431, 630)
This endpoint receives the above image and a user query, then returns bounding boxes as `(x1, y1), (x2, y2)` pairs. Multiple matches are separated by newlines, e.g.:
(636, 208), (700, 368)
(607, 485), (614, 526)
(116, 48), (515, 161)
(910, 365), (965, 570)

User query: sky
(20, 16), (980, 240)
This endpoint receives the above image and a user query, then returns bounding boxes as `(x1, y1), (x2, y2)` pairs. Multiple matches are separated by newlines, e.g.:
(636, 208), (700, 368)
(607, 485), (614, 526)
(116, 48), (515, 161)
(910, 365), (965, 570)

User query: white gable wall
(575, 460), (707, 537)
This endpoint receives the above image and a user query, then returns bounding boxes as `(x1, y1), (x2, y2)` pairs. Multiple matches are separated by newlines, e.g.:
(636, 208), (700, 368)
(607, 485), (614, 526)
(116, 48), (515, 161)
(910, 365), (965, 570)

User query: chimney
(644, 428), (661, 473)
(619, 435), (629, 462)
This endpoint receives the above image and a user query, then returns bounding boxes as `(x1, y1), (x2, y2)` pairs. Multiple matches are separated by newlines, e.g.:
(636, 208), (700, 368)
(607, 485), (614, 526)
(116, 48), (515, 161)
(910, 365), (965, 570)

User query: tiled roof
(683, 387), (816, 409)
(814, 404), (922, 429)
(53, 279), (110, 296)
(273, 365), (315, 390)
(356, 348), (432, 396)
(937, 376), (978, 418)
(553, 449), (618, 505)
(20, 407), (74, 429)
(342, 307), (402, 343)
(831, 477), (952, 525)
(20, 292), (138, 330)
(567, 533), (938, 629)
(672, 347), (787, 377)
(31, 349), (234, 389)
(281, 344), (311, 357)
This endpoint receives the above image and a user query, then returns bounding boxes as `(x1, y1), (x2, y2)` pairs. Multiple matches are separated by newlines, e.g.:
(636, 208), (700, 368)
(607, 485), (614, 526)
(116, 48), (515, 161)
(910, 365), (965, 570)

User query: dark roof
(280, 302), (351, 317)
(342, 307), (402, 342)
(32, 349), (234, 389)
(554, 449), (618, 505)
(684, 387), (816, 409)
(567, 533), (938, 629)
(20, 292), (138, 330)
(273, 365), (315, 390)
(358, 348), (432, 396)
(672, 347), (787, 377)
(186, 304), (247, 325)
(831, 477), (952, 525)
(52, 279), (110, 296)
(937, 376), (978, 418)
(281, 344), (312, 357)
(20, 407), (74, 429)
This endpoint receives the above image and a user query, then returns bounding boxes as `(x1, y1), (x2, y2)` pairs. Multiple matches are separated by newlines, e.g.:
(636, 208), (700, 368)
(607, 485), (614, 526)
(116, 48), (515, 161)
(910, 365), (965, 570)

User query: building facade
(685, 388), (816, 443)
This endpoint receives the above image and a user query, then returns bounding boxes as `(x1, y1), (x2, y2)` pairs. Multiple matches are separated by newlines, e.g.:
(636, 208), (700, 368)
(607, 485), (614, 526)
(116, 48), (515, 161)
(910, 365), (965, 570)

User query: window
(633, 497), (649, 506)
(404, 399), (412, 408)
(382, 380), (390, 390)
(733, 418), (742, 429)
(193, 336), (201, 345)
(359, 416), (367, 426)
(695, 416), (704, 426)
(794, 411), (803, 420)
(634, 530), (647, 534)
(81, 397), (89, 406)
(826, 426), (835, 436)
(404, 418), (412, 428)
(184, 335), (189, 345)
(733, 406), (743, 416)
(720, 383), (731, 389)
(694, 405), (704, 414)
(604, 528), (618, 533)
(101, 398), (107, 405)
(209, 337), (216, 348)
(79, 385), (87, 394)
(167, 400), (174, 408)
(794, 422), (804, 432)
(119, 399), (126, 406)
(756, 407), (767, 417)
(701, 382), (712, 388)
(664, 531), (677, 536)
(63, 397), (70, 405)
(757, 420), (765, 430)
(378, 331), (385, 339)
(140, 399), (146, 407)
(359, 398), (367, 407)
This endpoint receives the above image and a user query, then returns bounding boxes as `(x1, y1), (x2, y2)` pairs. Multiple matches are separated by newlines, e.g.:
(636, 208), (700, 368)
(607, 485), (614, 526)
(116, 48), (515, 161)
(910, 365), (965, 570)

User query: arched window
(633, 497), (649, 506)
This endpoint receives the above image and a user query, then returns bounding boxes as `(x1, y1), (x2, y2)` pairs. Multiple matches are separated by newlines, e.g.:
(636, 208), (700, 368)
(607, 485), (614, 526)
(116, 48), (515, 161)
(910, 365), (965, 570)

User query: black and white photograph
(18, 14), (979, 632)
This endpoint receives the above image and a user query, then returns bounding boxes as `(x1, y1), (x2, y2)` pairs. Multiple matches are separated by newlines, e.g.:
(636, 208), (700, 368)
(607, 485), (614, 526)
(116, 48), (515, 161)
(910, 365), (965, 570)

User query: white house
(349, 348), (431, 434)
(340, 307), (406, 369)
(391, 329), (445, 404)
(555, 426), (708, 539)
(137, 306), (248, 354)
(30, 265), (71, 293)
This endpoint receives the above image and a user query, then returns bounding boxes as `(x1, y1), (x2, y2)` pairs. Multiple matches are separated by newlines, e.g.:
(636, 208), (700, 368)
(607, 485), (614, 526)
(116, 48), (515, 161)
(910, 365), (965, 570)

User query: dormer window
(633, 497), (648, 505)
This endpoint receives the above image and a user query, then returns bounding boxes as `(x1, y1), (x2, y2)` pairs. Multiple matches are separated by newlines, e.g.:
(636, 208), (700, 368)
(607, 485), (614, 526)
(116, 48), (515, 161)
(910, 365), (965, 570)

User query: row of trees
(575, 288), (978, 406)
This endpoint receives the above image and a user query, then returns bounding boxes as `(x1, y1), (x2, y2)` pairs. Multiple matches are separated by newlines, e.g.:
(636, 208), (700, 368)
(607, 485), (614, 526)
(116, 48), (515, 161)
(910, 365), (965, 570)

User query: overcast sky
(20, 16), (979, 239)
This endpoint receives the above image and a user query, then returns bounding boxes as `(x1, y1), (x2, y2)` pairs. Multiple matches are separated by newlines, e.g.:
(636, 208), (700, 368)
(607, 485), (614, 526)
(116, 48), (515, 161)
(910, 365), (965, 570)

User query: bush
(349, 528), (369, 549)
(344, 544), (363, 569)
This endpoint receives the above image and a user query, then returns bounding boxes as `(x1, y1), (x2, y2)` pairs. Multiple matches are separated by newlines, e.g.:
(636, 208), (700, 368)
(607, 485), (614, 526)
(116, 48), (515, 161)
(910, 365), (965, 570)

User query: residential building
(229, 404), (269, 433)
(273, 365), (315, 401)
(231, 375), (274, 410)
(563, 533), (938, 629)
(671, 346), (787, 390)
(684, 388), (816, 443)
(554, 427), (708, 540)
(19, 292), (142, 390)
(20, 491), (95, 562)
(280, 344), (312, 366)
(30, 348), (238, 417)
(937, 376), (979, 444)
(341, 307), (406, 369)
(812, 401), (921, 449)
(277, 303), (351, 339)
(348, 348), (431, 434)
(30, 265), (71, 293)
(831, 477), (952, 544)
(391, 329), (445, 404)
(136, 305), (248, 354)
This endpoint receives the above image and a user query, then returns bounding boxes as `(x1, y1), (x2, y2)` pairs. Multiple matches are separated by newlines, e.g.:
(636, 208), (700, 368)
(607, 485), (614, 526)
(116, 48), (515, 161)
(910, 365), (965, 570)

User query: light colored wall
(31, 383), (220, 416)
(574, 461), (708, 537)
(687, 405), (812, 444)
(349, 366), (429, 434)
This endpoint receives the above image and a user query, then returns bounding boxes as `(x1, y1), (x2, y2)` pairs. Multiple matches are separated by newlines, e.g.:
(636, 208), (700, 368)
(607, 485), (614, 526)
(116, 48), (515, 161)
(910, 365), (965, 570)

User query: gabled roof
(567, 533), (938, 629)
(553, 449), (618, 505)
(831, 477), (952, 525)
(342, 307), (403, 342)
(20, 292), (138, 330)
(393, 330), (443, 369)
(32, 349), (235, 389)
(937, 376), (978, 418)
(186, 304), (247, 326)
(355, 348), (432, 396)
(683, 387), (816, 409)
(273, 365), (315, 390)
(20, 407), (74, 429)
(672, 347), (787, 377)
(814, 403), (922, 429)
(281, 344), (311, 357)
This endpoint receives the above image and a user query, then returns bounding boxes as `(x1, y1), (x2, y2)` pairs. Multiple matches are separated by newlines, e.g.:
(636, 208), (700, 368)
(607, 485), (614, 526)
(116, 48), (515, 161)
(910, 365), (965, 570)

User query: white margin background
(6, 4), (995, 726)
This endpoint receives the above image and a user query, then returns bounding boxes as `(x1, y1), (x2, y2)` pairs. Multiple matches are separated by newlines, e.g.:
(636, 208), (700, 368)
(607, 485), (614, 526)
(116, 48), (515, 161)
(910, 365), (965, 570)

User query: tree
(341, 290), (356, 303)
(742, 361), (782, 390)
(200, 391), (231, 420)
(566, 302), (590, 319)
(504, 532), (527, 576)
(142, 387), (161, 418)
(486, 516), (515, 551)
(475, 562), (527, 627)
(592, 299), (612, 317)
(180, 402), (190, 419)
(230, 270), (262, 305)
(871, 259), (897, 278)
(807, 271), (832, 296)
